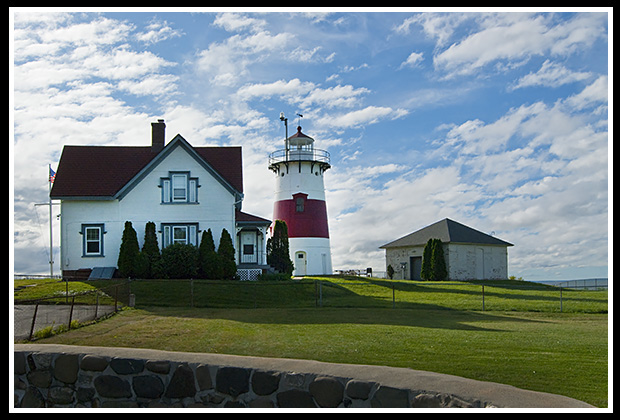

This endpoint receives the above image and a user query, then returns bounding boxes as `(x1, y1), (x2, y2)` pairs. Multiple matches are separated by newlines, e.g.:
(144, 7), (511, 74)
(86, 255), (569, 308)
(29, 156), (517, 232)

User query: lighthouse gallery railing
(268, 148), (331, 169)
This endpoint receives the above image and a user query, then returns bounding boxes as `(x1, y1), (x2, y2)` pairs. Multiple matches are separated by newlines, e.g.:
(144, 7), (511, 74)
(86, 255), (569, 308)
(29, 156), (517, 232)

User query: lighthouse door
(295, 251), (307, 276)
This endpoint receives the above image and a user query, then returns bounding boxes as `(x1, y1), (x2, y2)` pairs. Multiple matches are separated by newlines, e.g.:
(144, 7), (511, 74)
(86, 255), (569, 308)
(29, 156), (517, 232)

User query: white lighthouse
(269, 114), (333, 276)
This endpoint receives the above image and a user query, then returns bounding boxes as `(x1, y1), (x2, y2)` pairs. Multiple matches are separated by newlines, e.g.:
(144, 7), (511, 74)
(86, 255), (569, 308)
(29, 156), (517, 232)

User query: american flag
(49, 167), (56, 183)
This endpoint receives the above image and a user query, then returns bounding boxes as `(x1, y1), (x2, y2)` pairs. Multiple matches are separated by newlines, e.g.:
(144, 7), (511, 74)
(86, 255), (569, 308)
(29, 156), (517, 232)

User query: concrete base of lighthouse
(289, 237), (333, 276)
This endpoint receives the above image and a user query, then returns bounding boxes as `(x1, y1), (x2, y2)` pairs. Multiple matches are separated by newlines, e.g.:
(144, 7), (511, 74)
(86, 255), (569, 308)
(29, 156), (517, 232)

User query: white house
(380, 218), (513, 280)
(50, 120), (271, 280)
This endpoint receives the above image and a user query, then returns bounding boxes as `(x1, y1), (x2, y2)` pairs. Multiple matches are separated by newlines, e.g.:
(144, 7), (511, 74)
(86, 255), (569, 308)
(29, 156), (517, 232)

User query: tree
(199, 229), (221, 279)
(430, 239), (447, 281)
(118, 221), (140, 278)
(387, 264), (395, 280)
(267, 220), (294, 277)
(217, 228), (237, 280)
(420, 239), (434, 281)
(137, 221), (161, 279)
(421, 238), (447, 281)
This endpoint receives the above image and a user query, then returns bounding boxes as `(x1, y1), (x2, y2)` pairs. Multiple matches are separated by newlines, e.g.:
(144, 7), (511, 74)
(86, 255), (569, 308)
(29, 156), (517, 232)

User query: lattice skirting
(237, 268), (263, 281)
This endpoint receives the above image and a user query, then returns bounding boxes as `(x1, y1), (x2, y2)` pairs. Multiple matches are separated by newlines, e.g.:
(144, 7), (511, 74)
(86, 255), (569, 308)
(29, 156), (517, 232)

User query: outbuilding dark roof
(380, 218), (513, 248)
(50, 135), (243, 199)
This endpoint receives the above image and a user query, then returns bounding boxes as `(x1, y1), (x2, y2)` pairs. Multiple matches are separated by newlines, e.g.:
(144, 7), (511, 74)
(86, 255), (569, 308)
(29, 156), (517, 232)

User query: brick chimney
(151, 119), (165, 153)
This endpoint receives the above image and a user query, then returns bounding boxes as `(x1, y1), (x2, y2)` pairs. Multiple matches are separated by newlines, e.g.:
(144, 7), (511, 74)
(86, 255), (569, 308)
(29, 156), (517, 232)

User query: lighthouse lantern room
(269, 115), (333, 276)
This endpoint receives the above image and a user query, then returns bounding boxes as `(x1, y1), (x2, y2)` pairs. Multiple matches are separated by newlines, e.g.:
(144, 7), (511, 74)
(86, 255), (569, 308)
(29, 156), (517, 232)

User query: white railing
(268, 148), (331, 168)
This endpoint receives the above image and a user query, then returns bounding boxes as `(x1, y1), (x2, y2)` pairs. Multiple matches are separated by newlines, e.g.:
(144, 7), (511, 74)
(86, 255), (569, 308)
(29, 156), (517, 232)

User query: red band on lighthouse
(273, 193), (329, 238)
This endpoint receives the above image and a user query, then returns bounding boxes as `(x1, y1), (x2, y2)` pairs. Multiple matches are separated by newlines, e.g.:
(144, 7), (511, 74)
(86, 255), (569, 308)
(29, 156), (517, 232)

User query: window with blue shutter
(161, 172), (198, 204)
(161, 223), (198, 247)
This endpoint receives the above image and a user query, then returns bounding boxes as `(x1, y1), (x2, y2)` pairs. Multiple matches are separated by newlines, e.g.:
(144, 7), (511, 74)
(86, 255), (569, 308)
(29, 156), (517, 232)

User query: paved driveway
(14, 304), (117, 341)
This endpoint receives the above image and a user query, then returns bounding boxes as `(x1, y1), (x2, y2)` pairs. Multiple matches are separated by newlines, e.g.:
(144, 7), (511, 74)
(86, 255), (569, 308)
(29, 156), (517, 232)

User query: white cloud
(236, 79), (371, 115)
(432, 13), (607, 78)
(511, 60), (592, 90)
(237, 79), (316, 101)
(301, 85), (369, 109)
(213, 12), (267, 33)
(399, 51), (424, 69)
(564, 75), (608, 111)
(14, 15), (134, 54)
(320, 106), (408, 129)
(195, 30), (293, 86)
(394, 13), (472, 47)
(135, 19), (183, 44)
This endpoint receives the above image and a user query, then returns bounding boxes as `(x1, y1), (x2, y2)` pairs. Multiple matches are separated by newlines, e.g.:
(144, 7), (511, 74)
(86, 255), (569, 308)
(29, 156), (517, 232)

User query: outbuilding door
(410, 256), (422, 280)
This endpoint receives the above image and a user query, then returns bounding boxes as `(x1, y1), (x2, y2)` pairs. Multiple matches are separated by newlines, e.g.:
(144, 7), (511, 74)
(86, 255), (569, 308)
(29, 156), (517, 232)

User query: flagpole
(49, 164), (54, 278)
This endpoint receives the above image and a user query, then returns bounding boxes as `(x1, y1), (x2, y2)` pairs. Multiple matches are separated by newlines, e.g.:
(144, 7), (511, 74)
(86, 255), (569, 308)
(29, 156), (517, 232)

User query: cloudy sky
(11, 8), (611, 281)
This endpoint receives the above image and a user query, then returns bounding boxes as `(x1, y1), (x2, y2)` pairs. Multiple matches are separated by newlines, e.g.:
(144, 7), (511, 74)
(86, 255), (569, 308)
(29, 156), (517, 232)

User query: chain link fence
(14, 282), (125, 341)
(102, 278), (607, 314)
(14, 277), (607, 341)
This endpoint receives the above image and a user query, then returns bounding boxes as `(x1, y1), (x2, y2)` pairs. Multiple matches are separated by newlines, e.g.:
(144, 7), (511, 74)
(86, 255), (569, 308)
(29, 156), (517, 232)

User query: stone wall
(13, 344), (593, 409)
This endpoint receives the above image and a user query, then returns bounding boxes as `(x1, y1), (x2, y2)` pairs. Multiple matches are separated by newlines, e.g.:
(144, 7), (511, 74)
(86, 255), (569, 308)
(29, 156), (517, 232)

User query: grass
(14, 276), (608, 407)
(14, 278), (118, 305)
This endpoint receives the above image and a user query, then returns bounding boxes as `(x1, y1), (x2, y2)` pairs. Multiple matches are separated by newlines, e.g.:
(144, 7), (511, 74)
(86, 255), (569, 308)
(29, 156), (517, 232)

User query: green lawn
(14, 277), (608, 407)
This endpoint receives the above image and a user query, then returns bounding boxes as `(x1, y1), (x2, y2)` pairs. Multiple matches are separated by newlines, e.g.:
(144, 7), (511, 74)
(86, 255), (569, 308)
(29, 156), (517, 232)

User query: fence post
(315, 280), (318, 307)
(68, 295), (75, 330)
(190, 279), (194, 308)
(560, 287), (563, 313)
(319, 281), (323, 307)
(482, 285), (485, 311)
(29, 303), (39, 341)
(392, 283), (395, 309)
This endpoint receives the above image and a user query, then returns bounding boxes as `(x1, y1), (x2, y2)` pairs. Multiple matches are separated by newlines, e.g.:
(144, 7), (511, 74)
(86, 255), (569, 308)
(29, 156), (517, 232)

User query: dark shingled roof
(50, 135), (243, 199)
(235, 210), (271, 225)
(380, 218), (513, 248)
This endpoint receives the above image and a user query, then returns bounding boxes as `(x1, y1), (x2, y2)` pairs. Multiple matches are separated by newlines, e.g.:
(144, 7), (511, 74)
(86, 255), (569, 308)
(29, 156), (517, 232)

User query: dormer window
(161, 172), (198, 204)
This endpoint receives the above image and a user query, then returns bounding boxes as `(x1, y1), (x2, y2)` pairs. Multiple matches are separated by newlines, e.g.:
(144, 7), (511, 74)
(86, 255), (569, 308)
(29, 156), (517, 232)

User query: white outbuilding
(380, 218), (513, 280)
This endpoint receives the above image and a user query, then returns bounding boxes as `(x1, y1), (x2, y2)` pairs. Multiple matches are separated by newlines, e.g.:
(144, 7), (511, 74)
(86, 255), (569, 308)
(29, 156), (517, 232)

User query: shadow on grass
(144, 305), (541, 333)
(99, 277), (553, 332)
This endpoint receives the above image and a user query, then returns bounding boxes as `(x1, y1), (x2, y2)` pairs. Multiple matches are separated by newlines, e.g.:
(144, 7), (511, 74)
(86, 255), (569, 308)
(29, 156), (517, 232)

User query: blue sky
(11, 8), (611, 280)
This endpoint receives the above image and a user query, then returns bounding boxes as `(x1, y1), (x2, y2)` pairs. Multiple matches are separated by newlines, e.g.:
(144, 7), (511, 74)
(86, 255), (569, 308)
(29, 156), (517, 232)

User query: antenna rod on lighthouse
(280, 112), (288, 160)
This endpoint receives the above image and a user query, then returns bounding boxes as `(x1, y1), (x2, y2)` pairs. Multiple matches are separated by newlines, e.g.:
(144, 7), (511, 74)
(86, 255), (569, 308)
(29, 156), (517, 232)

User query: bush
(431, 238), (447, 281)
(267, 220), (294, 276)
(217, 228), (238, 280)
(421, 238), (447, 281)
(134, 251), (150, 279)
(118, 221), (140, 278)
(160, 243), (199, 279)
(199, 229), (221, 279)
(140, 221), (161, 279)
